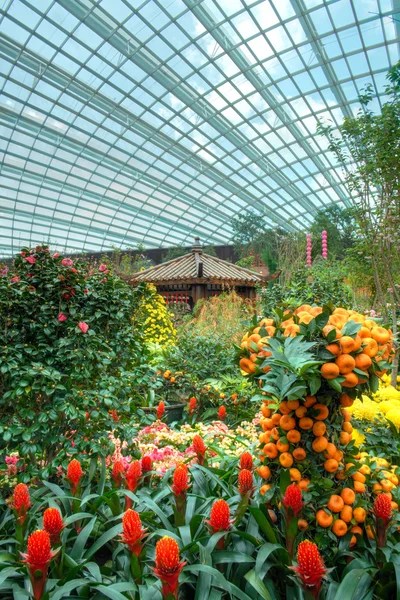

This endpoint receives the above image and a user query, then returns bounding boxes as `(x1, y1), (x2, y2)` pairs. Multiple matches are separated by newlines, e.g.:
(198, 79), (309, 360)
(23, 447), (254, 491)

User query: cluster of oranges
(240, 304), (396, 540)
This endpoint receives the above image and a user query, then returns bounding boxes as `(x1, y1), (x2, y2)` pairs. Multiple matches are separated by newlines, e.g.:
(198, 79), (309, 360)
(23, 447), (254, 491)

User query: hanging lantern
(321, 230), (328, 259)
(306, 233), (312, 268)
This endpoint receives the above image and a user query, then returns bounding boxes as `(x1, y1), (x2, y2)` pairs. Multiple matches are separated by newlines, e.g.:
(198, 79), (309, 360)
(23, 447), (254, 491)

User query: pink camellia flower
(61, 258), (73, 267)
(99, 264), (108, 272)
(53, 253), (60, 258)
(11, 276), (19, 283)
(70, 268), (78, 274)
(78, 322), (89, 334)
(20, 251), (26, 257)
(58, 313), (67, 322)
(24, 256), (36, 265)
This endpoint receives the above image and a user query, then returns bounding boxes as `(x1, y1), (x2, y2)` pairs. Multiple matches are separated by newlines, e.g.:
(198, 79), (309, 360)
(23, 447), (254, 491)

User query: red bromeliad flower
(141, 456), (153, 473)
(188, 397), (197, 415)
(292, 540), (327, 598)
(13, 483), (31, 525)
(192, 434), (206, 465)
(43, 508), (64, 544)
(206, 499), (232, 549)
(21, 530), (57, 600)
(120, 509), (146, 556)
(238, 469), (253, 495)
(153, 536), (186, 600)
(126, 460), (142, 492)
(172, 464), (189, 497)
(374, 493), (392, 524)
(66, 459), (83, 496)
(218, 405), (226, 420)
(239, 452), (253, 471)
(112, 460), (126, 487)
(157, 401), (165, 420)
(283, 484), (303, 516)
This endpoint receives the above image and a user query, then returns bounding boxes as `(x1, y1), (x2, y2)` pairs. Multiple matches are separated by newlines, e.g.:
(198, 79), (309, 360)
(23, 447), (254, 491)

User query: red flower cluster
(21, 530), (57, 600)
(218, 405), (226, 420)
(126, 460), (142, 492)
(141, 456), (153, 472)
(188, 397), (197, 415)
(13, 483), (31, 525)
(239, 452), (253, 471)
(283, 484), (303, 516)
(157, 401), (165, 420)
(172, 464), (189, 497)
(192, 434), (206, 465)
(292, 540), (327, 597)
(153, 536), (186, 599)
(43, 508), (64, 544)
(374, 493), (392, 524)
(238, 469), (253, 494)
(66, 459), (83, 496)
(207, 499), (231, 533)
(112, 460), (126, 487)
(121, 509), (146, 556)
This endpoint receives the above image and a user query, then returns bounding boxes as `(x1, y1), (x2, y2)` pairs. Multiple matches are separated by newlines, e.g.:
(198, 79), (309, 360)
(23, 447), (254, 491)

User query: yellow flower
(386, 408), (400, 429)
(352, 428), (365, 448)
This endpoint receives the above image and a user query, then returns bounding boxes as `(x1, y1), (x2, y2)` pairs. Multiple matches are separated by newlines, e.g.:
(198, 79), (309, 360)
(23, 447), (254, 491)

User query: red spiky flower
(291, 540), (327, 598)
(141, 456), (153, 473)
(111, 460), (125, 487)
(153, 536), (186, 599)
(239, 452), (253, 471)
(206, 499), (232, 548)
(218, 405), (226, 420)
(374, 493), (393, 547)
(13, 483), (31, 525)
(66, 459), (83, 496)
(43, 508), (64, 544)
(188, 397), (197, 415)
(238, 469), (253, 495)
(192, 434), (206, 466)
(172, 464), (189, 497)
(283, 484), (303, 516)
(120, 509), (146, 556)
(125, 460), (142, 509)
(21, 530), (57, 600)
(157, 401), (165, 420)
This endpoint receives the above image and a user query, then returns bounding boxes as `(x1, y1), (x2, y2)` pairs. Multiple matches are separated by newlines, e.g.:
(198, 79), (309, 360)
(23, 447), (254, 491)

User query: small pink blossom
(58, 313), (67, 322)
(11, 276), (19, 283)
(78, 321), (89, 334)
(99, 264), (108, 272)
(24, 256), (36, 265)
(61, 258), (73, 267)
(53, 253), (60, 258)
(20, 251), (26, 257)
(70, 268), (78, 274)
(84, 289), (89, 294)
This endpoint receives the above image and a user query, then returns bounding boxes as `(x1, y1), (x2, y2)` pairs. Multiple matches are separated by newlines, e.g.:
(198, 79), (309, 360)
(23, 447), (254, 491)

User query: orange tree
(237, 304), (399, 559)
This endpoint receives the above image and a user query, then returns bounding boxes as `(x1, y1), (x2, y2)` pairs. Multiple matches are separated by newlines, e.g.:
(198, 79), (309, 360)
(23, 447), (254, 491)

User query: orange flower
(283, 484), (303, 516)
(172, 464), (189, 497)
(218, 405), (226, 420)
(239, 452), (253, 471)
(13, 483), (31, 525)
(66, 459), (83, 496)
(153, 536), (186, 599)
(43, 508), (64, 544)
(21, 530), (57, 600)
(157, 401), (165, 420)
(192, 435), (206, 465)
(238, 469), (253, 495)
(206, 499), (232, 533)
(120, 509), (146, 556)
(188, 397), (197, 414)
(126, 460), (142, 493)
(111, 460), (125, 487)
(292, 540), (327, 597)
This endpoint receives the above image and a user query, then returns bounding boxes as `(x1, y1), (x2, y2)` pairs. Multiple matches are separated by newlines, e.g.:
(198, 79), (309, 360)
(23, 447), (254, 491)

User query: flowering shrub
(133, 284), (176, 347)
(0, 245), (148, 480)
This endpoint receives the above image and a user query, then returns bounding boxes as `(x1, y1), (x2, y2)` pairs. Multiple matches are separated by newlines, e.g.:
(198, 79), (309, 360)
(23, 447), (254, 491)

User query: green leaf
(328, 378), (344, 392)
(248, 507), (277, 544)
(212, 551), (255, 564)
(84, 522), (122, 560)
(244, 569), (273, 600)
(94, 584), (137, 600)
(70, 517), (97, 560)
(51, 579), (89, 600)
(184, 564), (254, 600)
(255, 543), (289, 574)
(333, 569), (372, 600)
(279, 469), (290, 494)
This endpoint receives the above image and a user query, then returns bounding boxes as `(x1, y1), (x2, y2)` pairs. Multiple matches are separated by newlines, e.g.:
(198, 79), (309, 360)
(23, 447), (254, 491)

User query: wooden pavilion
(123, 238), (279, 308)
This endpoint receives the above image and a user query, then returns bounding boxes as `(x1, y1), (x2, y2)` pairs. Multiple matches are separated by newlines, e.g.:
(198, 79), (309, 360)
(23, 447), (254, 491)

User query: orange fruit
(276, 440), (290, 453)
(340, 488), (356, 505)
(342, 372), (358, 388)
(293, 448), (306, 461)
(351, 525), (363, 536)
(332, 519), (348, 537)
(287, 429), (301, 443)
(270, 427), (280, 441)
(342, 422), (353, 434)
(304, 395), (317, 408)
(352, 471), (366, 484)
(326, 343), (341, 356)
(284, 324), (301, 337)
(341, 408), (351, 422)
(340, 336), (356, 353)
(358, 326), (371, 339)
(329, 314), (346, 329)
(366, 525), (375, 539)
(324, 458), (339, 473)
(354, 481), (366, 493)
(312, 436), (329, 453)
(362, 338), (379, 358)
(279, 415), (296, 431)
(239, 358), (256, 374)
(327, 495), (345, 513)
(287, 399), (300, 411)
(263, 443), (278, 459)
(299, 417), (314, 430)
(340, 431), (352, 445)
(295, 406), (308, 418)
(313, 421), (327, 436)
(298, 519), (308, 531)
(371, 327), (390, 344)
(352, 335), (362, 351)
(335, 354), (356, 374)
(334, 449), (343, 462)
(260, 484), (271, 496)
(340, 393), (354, 407)
(380, 479), (394, 492)
(257, 466), (271, 479)
(340, 505), (353, 523)
(316, 509), (333, 528)
(299, 478), (310, 491)
(353, 507), (367, 523)
(271, 413), (282, 425)
(321, 363), (340, 380)
(279, 402), (291, 415)
(261, 405), (271, 418)
(279, 452), (293, 468)
(290, 468), (302, 481)
(313, 404), (329, 420)
(323, 324), (342, 339)
(350, 535), (357, 548)
(324, 443), (337, 458)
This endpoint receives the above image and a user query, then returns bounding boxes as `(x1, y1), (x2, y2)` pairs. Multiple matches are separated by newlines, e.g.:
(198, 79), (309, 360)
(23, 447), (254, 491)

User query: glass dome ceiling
(0, 0), (398, 256)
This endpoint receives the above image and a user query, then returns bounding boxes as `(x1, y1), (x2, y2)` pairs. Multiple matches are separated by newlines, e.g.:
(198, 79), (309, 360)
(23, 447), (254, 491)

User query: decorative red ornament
(218, 405), (226, 420)
(239, 452), (253, 471)
(153, 536), (186, 599)
(292, 540), (327, 598)
(66, 459), (83, 496)
(141, 456), (153, 473)
(13, 483), (31, 525)
(238, 469), (253, 494)
(21, 530), (57, 600)
(157, 401), (165, 420)
(112, 460), (125, 487)
(120, 509), (146, 556)
(374, 493), (392, 524)
(172, 464), (189, 497)
(192, 434), (206, 465)
(43, 508), (64, 544)
(283, 484), (303, 516)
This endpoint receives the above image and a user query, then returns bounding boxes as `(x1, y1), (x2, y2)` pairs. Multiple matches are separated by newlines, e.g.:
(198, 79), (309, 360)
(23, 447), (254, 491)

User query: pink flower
(70, 268), (78, 274)
(20, 251), (26, 257)
(24, 256), (36, 265)
(99, 264), (108, 272)
(58, 313), (67, 322)
(78, 322), (89, 334)
(84, 289), (88, 294)
(11, 276), (19, 282)
(61, 258), (73, 267)
(53, 253), (60, 258)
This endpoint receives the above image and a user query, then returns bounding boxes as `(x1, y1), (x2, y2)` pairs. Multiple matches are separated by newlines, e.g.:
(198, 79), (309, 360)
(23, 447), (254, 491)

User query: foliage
(0, 245), (148, 479)
(310, 205), (356, 260)
(161, 245), (187, 263)
(101, 244), (154, 275)
(133, 284), (176, 348)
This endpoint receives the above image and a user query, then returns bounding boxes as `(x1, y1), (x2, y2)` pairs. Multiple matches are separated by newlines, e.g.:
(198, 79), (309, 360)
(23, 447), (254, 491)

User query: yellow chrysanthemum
(386, 408), (400, 429)
(351, 428), (365, 448)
